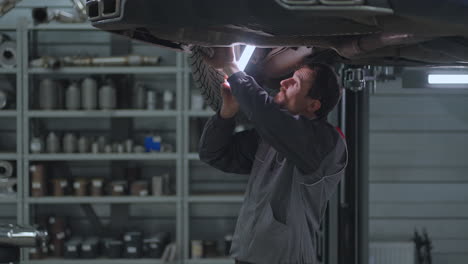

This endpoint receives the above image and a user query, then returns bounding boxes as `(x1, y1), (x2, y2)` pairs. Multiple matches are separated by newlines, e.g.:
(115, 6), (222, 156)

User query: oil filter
(81, 77), (97, 110)
(90, 178), (104, 196)
(30, 164), (46, 197)
(110, 181), (126, 196)
(130, 180), (149, 196)
(73, 178), (88, 196)
(52, 178), (68, 196)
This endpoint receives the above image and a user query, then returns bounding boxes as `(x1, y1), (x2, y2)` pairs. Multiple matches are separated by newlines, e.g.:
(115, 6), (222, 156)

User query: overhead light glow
(428, 74), (468, 84)
(237, 45), (256, 71)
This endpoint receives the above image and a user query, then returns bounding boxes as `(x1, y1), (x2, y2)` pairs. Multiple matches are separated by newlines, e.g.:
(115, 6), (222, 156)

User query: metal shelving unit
(27, 196), (178, 204)
(2, 18), (242, 263)
(19, 20), (186, 264)
(26, 153), (178, 161)
(0, 20), (24, 240)
(28, 66), (179, 75)
(27, 110), (179, 118)
(25, 259), (164, 264)
(0, 153), (19, 159)
(185, 259), (234, 264)
(0, 68), (17, 73)
(0, 110), (18, 117)
(187, 195), (244, 203)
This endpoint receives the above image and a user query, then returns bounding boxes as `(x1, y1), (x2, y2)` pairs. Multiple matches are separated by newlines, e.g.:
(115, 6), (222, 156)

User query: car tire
(188, 46), (225, 113)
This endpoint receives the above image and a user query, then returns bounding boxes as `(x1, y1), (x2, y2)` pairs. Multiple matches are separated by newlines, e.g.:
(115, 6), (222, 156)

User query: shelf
(187, 110), (215, 117)
(25, 259), (163, 264)
(187, 153), (200, 160)
(26, 153), (178, 161)
(0, 153), (17, 160)
(0, 196), (17, 204)
(28, 23), (96, 31)
(186, 258), (235, 264)
(188, 195), (244, 203)
(0, 110), (17, 117)
(28, 66), (180, 74)
(0, 68), (17, 74)
(0, 25), (16, 30)
(27, 110), (179, 118)
(27, 196), (178, 204)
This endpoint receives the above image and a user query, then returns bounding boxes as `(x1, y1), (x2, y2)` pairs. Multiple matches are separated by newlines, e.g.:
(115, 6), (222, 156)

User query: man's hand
(220, 81), (239, 119)
(204, 47), (240, 77)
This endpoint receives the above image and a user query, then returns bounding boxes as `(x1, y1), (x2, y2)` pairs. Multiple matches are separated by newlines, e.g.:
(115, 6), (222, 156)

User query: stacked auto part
(30, 163), (174, 197)
(30, 216), (174, 260)
(35, 78), (174, 111)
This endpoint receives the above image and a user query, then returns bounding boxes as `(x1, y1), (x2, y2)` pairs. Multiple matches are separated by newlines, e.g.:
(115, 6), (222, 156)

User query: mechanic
(199, 47), (347, 264)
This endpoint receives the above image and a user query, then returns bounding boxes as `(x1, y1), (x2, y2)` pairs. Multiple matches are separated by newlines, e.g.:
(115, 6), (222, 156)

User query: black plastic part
(87, 1), (99, 18)
(103, 0), (117, 14)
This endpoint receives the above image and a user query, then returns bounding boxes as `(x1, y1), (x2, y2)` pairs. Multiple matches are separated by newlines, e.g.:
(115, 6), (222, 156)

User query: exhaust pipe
(86, 0), (121, 21)
(0, 224), (48, 248)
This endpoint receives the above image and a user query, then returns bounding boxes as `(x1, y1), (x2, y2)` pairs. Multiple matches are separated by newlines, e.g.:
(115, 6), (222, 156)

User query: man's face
(274, 67), (317, 115)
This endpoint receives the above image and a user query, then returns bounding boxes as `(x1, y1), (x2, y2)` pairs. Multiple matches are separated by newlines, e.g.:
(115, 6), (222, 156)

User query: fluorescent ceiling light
(237, 45), (256, 71)
(428, 74), (468, 84)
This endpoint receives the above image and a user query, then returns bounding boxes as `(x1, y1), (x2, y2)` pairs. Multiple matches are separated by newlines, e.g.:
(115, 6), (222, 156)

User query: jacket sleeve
(228, 71), (322, 174)
(198, 112), (259, 174)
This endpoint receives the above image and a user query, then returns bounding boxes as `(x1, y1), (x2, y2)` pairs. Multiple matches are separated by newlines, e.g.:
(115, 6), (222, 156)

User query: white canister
(39, 78), (57, 110)
(163, 90), (174, 110)
(133, 83), (146, 109)
(146, 90), (156, 110)
(99, 84), (116, 110)
(63, 133), (77, 153)
(81, 77), (97, 110)
(78, 136), (89, 153)
(46, 132), (60, 153)
(97, 136), (107, 152)
(30, 137), (44, 154)
(65, 82), (81, 110)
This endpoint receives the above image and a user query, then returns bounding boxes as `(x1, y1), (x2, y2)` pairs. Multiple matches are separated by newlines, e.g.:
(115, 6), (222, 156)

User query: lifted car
(86, 0), (468, 109)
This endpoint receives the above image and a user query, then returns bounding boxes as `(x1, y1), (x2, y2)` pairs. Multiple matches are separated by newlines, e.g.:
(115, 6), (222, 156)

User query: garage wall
(369, 77), (468, 264)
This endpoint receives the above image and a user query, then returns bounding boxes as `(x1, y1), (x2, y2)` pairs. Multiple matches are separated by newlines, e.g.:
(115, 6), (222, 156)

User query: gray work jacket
(199, 72), (348, 264)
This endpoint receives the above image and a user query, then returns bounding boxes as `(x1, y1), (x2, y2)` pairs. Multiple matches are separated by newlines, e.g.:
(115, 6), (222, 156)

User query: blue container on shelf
(144, 136), (161, 152)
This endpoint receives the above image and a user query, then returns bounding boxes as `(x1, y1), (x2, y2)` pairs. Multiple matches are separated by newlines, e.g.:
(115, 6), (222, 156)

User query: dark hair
(302, 62), (342, 119)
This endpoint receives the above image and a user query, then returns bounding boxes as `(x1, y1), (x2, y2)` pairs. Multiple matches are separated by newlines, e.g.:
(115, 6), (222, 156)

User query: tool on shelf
(30, 54), (161, 69)
(31, 0), (87, 24)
